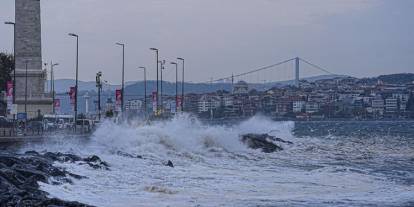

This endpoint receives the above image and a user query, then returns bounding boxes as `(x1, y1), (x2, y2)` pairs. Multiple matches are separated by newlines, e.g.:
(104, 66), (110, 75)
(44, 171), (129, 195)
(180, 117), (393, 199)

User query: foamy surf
(18, 115), (414, 206)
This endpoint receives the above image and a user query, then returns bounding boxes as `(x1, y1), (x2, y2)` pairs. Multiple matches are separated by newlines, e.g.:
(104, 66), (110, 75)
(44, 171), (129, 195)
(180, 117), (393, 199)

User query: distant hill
(53, 74), (349, 95)
(359, 73), (414, 85)
(49, 79), (136, 93)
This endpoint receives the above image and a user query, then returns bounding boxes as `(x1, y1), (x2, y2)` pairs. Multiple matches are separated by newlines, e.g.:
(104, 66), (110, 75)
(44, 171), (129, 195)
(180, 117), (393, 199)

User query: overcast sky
(0, 0), (413, 84)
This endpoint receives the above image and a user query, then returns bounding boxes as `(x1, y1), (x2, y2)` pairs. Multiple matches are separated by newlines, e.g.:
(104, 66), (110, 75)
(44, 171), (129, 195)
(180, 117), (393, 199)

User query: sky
(0, 0), (413, 84)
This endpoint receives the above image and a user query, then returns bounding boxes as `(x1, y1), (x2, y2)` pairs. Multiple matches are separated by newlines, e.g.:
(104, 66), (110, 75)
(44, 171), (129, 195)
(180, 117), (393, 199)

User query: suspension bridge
(207, 57), (339, 88)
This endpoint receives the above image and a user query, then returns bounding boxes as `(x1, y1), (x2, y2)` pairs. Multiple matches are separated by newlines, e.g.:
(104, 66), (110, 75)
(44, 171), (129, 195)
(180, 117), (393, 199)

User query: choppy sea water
(18, 116), (414, 207)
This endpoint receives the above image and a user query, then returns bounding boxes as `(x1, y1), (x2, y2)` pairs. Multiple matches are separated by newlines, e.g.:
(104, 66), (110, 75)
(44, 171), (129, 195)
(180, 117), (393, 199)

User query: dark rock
(165, 160), (174, 168)
(241, 133), (291, 153)
(0, 152), (100, 206)
(116, 151), (143, 159)
(82, 155), (109, 170)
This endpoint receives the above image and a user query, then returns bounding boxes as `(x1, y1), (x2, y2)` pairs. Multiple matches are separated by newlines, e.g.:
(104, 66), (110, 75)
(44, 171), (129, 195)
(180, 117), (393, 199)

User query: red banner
(6, 81), (13, 97)
(6, 81), (13, 112)
(176, 96), (182, 112)
(54, 99), (61, 108)
(152, 92), (157, 112)
(69, 87), (76, 106)
(116, 90), (122, 106)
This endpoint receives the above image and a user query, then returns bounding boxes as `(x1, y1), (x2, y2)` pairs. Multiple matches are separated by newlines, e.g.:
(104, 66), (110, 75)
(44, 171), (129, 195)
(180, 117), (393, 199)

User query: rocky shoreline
(0, 151), (109, 207)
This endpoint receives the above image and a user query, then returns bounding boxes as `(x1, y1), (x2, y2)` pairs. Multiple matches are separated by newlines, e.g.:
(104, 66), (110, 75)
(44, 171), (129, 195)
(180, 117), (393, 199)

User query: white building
(305, 102), (319, 114)
(371, 97), (385, 115)
(125, 99), (143, 111)
(233, 81), (249, 94)
(293, 101), (305, 113)
(198, 95), (221, 113)
(385, 98), (398, 113)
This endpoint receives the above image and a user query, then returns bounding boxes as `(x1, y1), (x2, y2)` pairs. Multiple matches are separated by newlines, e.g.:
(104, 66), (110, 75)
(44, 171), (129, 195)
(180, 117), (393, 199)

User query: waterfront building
(385, 98), (398, 114)
(125, 100), (143, 112)
(293, 101), (305, 113)
(233, 81), (249, 94)
(305, 102), (320, 114)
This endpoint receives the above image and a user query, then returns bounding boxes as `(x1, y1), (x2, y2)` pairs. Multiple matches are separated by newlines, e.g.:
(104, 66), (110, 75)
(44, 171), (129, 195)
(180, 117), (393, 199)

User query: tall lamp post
(96, 71), (102, 121)
(150, 48), (159, 113)
(68, 33), (79, 130)
(116, 43), (125, 112)
(4, 21), (16, 104)
(177, 57), (185, 112)
(159, 60), (165, 112)
(170, 62), (178, 112)
(24, 61), (28, 117)
(138, 67), (147, 116)
(51, 62), (59, 114)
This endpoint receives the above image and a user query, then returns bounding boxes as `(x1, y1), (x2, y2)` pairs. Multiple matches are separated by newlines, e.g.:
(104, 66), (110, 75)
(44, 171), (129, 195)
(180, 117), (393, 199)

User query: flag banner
(54, 99), (61, 111)
(6, 81), (13, 112)
(176, 96), (182, 112)
(69, 87), (76, 105)
(116, 89), (122, 112)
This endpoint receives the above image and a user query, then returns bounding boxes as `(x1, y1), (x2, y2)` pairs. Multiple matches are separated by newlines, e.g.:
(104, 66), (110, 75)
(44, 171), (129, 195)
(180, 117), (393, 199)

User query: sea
(15, 115), (414, 207)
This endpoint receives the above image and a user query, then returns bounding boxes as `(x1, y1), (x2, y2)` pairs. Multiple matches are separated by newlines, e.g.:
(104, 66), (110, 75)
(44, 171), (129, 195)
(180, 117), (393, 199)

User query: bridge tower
(15, 0), (53, 118)
(295, 57), (300, 87)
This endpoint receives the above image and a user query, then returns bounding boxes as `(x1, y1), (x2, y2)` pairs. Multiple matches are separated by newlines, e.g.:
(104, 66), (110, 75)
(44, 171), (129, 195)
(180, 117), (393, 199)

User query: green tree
(0, 53), (14, 92)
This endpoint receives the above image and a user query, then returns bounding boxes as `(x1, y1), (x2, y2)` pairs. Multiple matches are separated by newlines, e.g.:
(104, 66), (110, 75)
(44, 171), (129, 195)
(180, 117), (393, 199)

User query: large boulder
(0, 152), (106, 206)
(241, 133), (292, 153)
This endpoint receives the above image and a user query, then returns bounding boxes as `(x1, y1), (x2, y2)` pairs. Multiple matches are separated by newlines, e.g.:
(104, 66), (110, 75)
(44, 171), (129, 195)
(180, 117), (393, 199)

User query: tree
(0, 53), (14, 92)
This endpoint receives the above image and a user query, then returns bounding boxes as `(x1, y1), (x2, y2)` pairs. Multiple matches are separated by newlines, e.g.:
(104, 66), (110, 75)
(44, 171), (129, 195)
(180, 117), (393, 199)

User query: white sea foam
(30, 115), (414, 206)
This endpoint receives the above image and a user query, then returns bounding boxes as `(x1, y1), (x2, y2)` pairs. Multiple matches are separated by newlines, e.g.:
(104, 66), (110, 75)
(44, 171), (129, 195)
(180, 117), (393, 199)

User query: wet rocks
(0, 152), (105, 207)
(241, 133), (292, 153)
(165, 160), (174, 168)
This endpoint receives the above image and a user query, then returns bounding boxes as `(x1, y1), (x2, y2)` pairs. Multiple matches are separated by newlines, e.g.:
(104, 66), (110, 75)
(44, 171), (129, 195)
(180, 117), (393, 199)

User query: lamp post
(170, 62), (178, 112)
(138, 67), (147, 116)
(68, 33), (79, 130)
(150, 48), (159, 113)
(116, 43), (125, 113)
(96, 71), (102, 121)
(5, 21), (16, 104)
(51, 62), (59, 114)
(24, 61), (28, 117)
(159, 60), (165, 113)
(177, 57), (184, 112)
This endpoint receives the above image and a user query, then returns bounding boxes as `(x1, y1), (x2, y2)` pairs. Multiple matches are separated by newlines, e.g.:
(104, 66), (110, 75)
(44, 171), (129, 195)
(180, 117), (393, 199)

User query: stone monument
(15, 0), (52, 118)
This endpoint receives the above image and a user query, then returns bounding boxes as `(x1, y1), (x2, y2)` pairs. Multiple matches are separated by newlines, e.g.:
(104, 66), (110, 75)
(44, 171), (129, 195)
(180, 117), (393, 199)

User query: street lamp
(5, 21), (16, 104)
(150, 48), (159, 113)
(138, 67), (147, 116)
(68, 33), (79, 130)
(159, 60), (166, 112)
(116, 42), (125, 113)
(96, 71), (103, 121)
(51, 62), (59, 114)
(24, 61), (28, 117)
(177, 57), (185, 112)
(170, 62), (178, 112)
